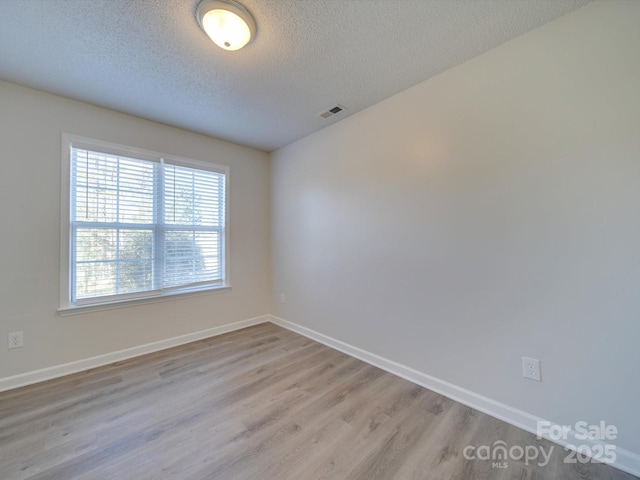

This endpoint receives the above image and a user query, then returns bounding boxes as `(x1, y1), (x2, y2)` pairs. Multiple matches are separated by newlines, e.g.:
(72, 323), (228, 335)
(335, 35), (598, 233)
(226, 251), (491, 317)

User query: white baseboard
(0, 315), (269, 393)
(269, 315), (640, 478)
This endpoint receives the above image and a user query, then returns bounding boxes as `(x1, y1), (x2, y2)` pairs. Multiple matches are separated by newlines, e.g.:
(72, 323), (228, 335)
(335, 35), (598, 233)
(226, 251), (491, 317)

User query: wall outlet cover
(8, 331), (24, 349)
(522, 356), (541, 381)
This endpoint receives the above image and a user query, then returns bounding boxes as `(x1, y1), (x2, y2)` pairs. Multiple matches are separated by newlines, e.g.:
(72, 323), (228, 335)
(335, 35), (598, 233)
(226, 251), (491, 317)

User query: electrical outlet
(280, 293), (286, 304)
(8, 331), (24, 349)
(522, 357), (541, 381)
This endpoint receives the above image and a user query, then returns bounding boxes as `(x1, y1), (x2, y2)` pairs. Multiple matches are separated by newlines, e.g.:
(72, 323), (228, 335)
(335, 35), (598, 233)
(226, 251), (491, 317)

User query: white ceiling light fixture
(196, 0), (256, 51)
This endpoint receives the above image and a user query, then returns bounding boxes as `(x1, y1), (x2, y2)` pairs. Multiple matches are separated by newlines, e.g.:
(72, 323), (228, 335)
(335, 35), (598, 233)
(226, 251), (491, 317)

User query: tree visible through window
(65, 139), (227, 306)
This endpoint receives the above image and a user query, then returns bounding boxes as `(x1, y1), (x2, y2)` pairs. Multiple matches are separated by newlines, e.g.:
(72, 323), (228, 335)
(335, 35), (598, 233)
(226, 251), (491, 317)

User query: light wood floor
(0, 323), (635, 480)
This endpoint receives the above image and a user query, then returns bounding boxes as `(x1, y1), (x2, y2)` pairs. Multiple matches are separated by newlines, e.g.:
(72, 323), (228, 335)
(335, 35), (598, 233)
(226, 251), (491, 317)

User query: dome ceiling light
(196, 0), (256, 51)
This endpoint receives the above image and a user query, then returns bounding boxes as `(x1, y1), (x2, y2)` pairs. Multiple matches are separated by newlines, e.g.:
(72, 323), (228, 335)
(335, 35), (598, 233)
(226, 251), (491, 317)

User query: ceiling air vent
(318, 104), (346, 119)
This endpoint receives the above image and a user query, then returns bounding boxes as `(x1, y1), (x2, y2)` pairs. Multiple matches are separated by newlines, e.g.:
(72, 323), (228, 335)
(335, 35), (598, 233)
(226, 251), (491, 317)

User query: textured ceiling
(0, 0), (590, 152)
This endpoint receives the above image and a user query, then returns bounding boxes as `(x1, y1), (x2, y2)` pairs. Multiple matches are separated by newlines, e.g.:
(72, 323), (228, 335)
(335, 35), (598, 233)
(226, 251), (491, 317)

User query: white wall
(0, 81), (270, 379)
(271, 0), (640, 456)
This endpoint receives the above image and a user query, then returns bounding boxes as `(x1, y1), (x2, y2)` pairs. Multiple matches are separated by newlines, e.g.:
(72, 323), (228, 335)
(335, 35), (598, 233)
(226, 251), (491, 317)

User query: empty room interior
(1, 0), (639, 479)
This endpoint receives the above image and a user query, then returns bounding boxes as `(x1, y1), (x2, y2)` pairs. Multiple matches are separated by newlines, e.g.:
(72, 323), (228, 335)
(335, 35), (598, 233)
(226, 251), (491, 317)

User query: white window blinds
(68, 143), (226, 305)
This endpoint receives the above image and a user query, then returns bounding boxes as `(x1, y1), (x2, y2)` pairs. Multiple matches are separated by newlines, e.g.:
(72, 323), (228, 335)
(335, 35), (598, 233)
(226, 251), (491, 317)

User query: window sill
(57, 284), (231, 316)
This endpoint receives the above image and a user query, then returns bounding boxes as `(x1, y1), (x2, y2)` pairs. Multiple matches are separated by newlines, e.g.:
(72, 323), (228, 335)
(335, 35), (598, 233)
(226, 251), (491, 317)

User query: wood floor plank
(0, 323), (635, 480)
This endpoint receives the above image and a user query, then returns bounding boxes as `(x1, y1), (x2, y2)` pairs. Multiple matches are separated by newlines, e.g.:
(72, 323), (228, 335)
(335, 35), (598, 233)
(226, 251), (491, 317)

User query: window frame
(59, 134), (230, 315)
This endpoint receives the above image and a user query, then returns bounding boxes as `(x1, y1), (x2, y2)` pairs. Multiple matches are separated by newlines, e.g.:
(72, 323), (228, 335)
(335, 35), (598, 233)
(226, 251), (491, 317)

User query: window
(60, 135), (228, 312)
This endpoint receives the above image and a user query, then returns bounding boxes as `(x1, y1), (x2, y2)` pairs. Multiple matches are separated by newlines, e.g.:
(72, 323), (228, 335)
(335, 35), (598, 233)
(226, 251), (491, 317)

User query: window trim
(59, 133), (231, 315)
